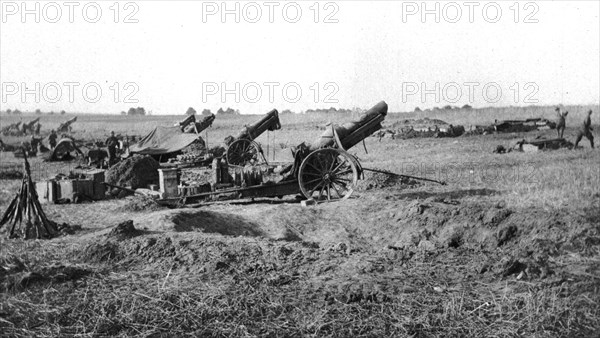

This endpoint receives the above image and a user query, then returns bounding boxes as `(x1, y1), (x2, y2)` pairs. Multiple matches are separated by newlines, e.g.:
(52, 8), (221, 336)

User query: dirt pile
(105, 155), (159, 189)
(107, 220), (143, 239)
(181, 138), (206, 155)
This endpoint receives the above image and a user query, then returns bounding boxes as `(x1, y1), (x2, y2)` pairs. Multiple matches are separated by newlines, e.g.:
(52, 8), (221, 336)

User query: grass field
(1, 104), (599, 337)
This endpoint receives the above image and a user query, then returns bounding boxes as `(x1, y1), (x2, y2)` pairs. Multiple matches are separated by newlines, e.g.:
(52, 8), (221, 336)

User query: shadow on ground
(170, 210), (265, 237)
(387, 188), (500, 201)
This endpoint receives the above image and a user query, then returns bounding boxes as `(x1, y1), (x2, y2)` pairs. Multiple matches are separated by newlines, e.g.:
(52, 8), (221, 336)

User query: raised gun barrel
(57, 116), (77, 132)
(235, 109), (281, 141)
(196, 113), (216, 133)
(25, 117), (41, 128)
(179, 113), (216, 133)
(312, 101), (388, 151)
(178, 114), (196, 130)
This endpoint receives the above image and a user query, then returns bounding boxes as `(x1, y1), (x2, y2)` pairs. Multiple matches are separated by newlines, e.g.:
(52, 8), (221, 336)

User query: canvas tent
(129, 126), (203, 155)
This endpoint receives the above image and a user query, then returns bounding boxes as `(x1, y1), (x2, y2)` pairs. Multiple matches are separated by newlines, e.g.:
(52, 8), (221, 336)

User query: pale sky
(0, 0), (598, 114)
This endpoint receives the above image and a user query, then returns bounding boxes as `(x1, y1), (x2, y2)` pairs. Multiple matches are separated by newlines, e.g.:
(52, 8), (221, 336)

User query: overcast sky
(1, 1), (598, 114)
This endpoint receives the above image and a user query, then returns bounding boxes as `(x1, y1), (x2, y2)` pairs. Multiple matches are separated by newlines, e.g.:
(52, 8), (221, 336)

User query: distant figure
(34, 122), (41, 135)
(574, 110), (594, 148)
(49, 130), (58, 149)
(105, 131), (119, 165)
(30, 135), (38, 156)
(555, 107), (568, 138)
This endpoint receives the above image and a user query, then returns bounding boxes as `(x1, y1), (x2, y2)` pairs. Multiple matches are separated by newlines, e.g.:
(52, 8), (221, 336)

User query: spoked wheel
(298, 148), (358, 202)
(226, 139), (262, 166)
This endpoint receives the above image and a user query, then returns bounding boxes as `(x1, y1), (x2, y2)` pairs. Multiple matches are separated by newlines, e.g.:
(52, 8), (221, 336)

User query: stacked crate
(35, 169), (107, 203)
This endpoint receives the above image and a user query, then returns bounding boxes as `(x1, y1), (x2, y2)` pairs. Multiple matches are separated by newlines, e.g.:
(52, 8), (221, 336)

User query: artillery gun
(179, 113), (216, 134)
(165, 101), (390, 205)
(1, 121), (23, 136)
(225, 109), (281, 166)
(57, 117), (77, 133)
(21, 117), (40, 135)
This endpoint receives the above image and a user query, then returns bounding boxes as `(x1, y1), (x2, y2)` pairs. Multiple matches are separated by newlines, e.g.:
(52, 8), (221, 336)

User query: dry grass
(117, 195), (163, 213)
(1, 248), (598, 337)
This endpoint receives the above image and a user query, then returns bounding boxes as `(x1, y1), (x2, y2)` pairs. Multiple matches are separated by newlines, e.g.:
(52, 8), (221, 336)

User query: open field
(1, 105), (599, 337)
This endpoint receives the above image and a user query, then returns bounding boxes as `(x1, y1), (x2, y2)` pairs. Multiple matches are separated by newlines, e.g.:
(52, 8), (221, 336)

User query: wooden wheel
(226, 139), (261, 166)
(298, 148), (358, 202)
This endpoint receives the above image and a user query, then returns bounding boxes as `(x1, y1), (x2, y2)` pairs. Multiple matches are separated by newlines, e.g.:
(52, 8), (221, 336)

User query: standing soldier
(105, 131), (119, 165)
(29, 135), (38, 156)
(34, 122), (41, 135)
(574, 110), (594, 148)
(555, 107), (568, 138)
(48, 129), (58, 149)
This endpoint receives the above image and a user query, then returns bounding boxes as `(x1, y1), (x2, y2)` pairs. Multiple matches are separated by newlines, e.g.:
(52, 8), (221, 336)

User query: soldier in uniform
(49, 129), (58, 149)
(105, 131), (119, 165)
(29, 135), (38, 156)
(574, 110), (594, 148)
(555, 107), (568, 138)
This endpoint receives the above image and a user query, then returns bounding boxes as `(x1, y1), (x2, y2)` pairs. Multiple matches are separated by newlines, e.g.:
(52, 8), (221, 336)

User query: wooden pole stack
(0, 152), (58, 239)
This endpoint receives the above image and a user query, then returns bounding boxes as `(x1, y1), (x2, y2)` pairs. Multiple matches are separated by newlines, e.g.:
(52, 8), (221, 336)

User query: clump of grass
(117, 195), (162, 212)
(0, 169), (23, 180)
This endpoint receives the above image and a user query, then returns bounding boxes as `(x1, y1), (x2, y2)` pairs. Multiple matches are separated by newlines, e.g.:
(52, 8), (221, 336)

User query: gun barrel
(312, 101), (388, 151)
(196, 114), (216, 133)
(236, 109), (280, 140)
(179, 114), (196, 128)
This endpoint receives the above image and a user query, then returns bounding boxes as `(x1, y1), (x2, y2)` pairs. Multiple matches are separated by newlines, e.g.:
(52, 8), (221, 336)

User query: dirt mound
(182, 138), (206, 155)
(105, 155), (159, 189)
(107, 220), (142, 240)
(81, 231), (318, 273)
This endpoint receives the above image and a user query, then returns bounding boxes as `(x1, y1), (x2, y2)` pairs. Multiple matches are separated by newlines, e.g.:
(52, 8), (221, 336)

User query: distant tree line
(3, 109), (66, 115)
(415, 104), (472, 112)
(126, 107), (146, 116)
(305, 107), (354, 114)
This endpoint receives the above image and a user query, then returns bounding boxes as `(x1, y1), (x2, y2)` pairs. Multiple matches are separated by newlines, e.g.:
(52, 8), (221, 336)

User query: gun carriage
(162, 101), (389, 206)
(225, 109), (281, 166)
(1, 121), (22, 136)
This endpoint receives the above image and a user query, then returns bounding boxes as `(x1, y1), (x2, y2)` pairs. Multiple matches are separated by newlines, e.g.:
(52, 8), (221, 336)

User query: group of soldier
(555, 107), (594, 148)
